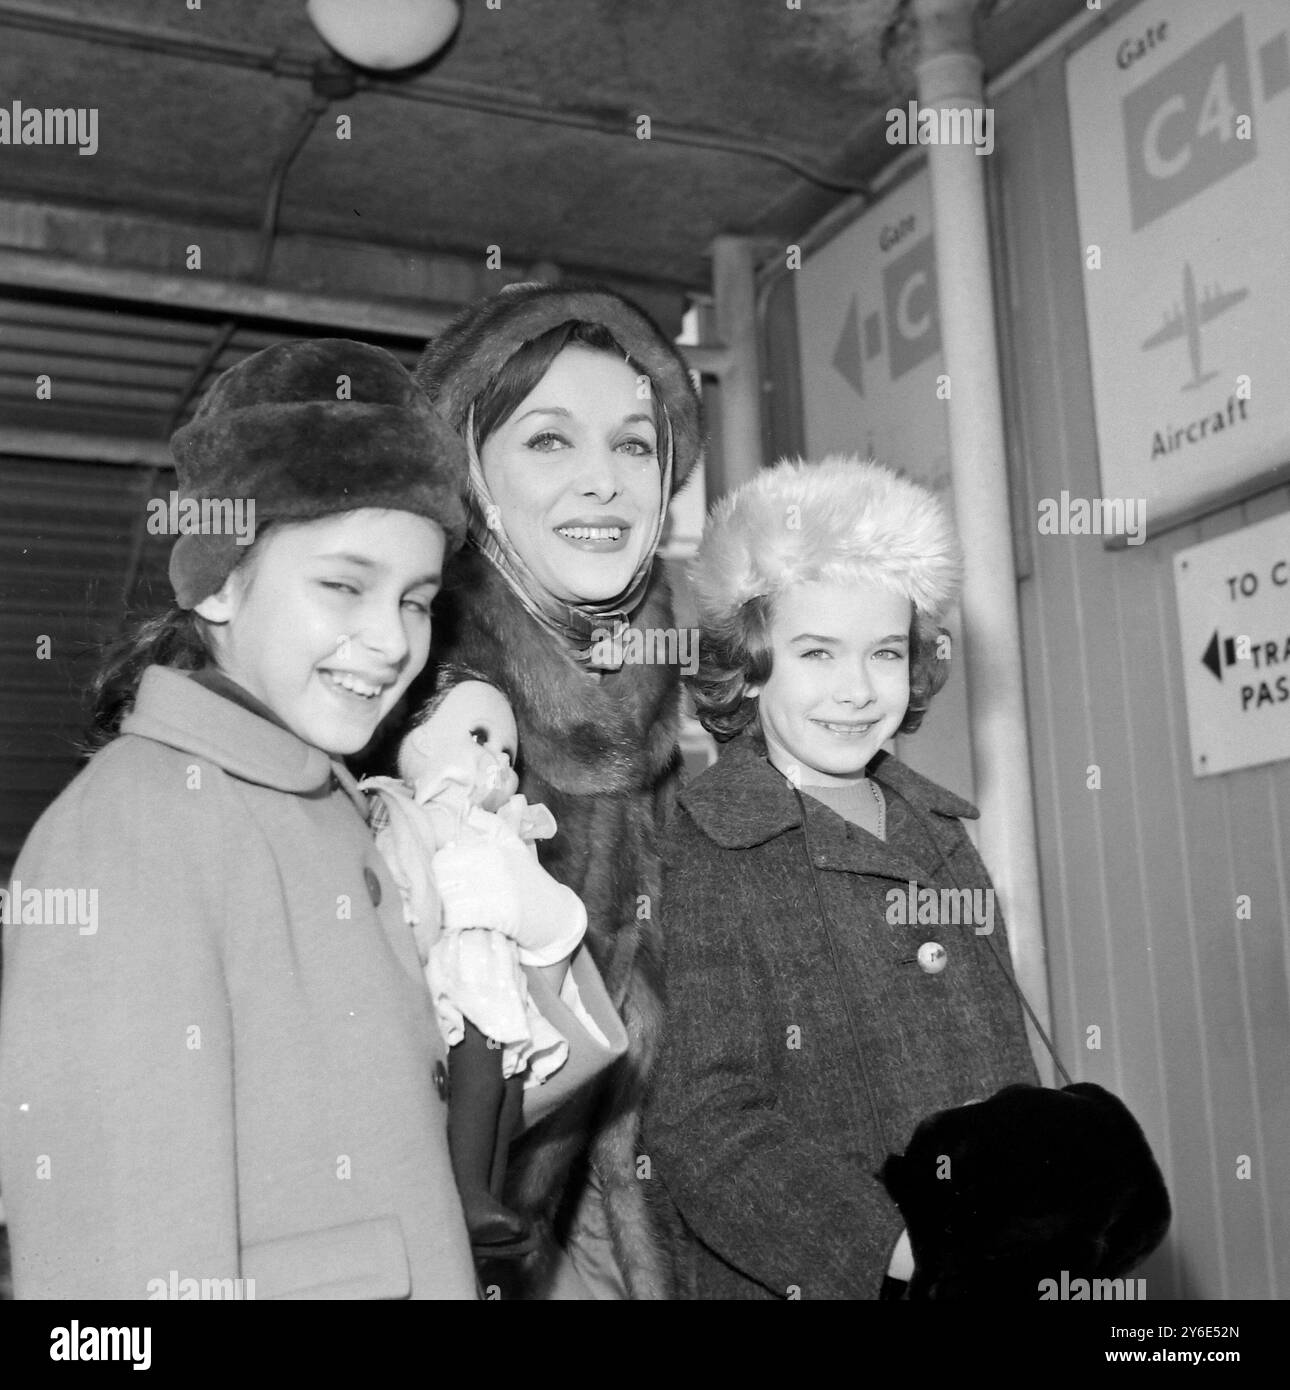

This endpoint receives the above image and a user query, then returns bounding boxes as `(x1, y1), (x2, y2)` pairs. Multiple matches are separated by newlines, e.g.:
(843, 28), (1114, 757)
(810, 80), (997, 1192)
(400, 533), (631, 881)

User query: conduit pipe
(912, 0), (1056, 1080)
(711, 236), (764, 494)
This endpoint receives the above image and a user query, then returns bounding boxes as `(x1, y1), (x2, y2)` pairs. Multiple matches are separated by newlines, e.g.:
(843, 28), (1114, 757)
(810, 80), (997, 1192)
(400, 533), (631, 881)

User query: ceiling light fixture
(305, 0), (461, 72)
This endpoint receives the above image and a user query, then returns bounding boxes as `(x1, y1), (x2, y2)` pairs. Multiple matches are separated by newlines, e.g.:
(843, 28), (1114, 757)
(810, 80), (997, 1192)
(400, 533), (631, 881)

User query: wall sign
(793, 164), (950, 493)
(1173, 511), (1290, 777)
(1067, 0), (1290, 534)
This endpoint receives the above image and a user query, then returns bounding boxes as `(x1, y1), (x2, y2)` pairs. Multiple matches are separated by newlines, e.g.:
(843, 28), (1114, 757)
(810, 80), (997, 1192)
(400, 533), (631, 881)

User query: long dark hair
(87, 517), (287, 749)
(85, 605), (212, 750)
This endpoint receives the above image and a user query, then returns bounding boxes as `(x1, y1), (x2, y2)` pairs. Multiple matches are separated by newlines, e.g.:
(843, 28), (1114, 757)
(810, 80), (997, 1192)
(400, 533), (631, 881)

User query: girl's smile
(196, 508), (446, 756)
(320, 670), (397, 700)
(750, 578), (912, 786)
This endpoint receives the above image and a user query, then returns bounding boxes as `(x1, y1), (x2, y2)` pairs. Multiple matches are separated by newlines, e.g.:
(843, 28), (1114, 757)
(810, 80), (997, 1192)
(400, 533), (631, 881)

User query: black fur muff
(879, 1082), (1172, 1300)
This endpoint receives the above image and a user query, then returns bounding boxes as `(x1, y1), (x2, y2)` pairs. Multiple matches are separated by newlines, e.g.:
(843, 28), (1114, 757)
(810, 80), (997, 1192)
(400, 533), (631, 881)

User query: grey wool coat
(643, 730), (1040, 1300)
(0, 667), (627, 1299)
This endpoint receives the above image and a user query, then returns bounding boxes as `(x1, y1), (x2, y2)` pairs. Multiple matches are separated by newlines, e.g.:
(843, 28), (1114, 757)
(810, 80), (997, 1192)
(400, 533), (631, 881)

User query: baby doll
(363, 668), (587, 1257)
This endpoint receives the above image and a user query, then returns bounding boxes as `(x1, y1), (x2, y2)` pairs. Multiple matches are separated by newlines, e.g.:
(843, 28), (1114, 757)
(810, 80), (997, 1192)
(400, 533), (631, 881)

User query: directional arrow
(832, 294), (864, 399)
(1202, 630), (1243, 682)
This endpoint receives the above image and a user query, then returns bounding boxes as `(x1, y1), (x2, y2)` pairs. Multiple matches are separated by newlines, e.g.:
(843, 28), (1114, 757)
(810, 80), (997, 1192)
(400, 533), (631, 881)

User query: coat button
(917, 941), (947, 974)
(363, 867), (382, 906)
(433, 1061), (450, 1102)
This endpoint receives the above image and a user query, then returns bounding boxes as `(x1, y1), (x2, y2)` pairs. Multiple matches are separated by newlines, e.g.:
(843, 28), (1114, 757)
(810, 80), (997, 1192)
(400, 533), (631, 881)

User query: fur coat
(430, 544), (682, 1299)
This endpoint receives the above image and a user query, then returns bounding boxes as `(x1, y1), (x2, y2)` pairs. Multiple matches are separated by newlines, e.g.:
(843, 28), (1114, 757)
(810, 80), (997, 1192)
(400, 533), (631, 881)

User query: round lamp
(306, 0), (461, 71)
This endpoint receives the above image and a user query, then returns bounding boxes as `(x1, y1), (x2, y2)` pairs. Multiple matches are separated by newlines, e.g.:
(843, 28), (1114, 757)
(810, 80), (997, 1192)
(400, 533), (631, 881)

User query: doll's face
(399, 680), (519, 811)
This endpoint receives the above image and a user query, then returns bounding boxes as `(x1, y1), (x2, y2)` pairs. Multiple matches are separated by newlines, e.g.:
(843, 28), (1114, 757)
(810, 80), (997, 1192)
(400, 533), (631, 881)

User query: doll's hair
(407, 663), (504, 730)
(469, 321), (667, 452)
(689, 591), (952, 743)
(397, 663), (508, 784)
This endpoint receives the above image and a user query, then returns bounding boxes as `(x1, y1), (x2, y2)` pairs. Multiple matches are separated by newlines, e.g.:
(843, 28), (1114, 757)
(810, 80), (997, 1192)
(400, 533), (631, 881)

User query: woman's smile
(554, 516), (631, 550)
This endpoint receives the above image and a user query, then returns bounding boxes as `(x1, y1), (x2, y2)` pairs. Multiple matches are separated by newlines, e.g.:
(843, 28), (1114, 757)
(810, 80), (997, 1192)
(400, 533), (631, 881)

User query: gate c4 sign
(1067, 0), (1290, 533)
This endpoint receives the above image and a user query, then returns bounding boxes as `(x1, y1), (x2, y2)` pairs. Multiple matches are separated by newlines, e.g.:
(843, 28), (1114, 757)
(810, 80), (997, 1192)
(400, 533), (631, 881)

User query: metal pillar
(913, 0), (1056, 1080)
(711, 235), (764, 494)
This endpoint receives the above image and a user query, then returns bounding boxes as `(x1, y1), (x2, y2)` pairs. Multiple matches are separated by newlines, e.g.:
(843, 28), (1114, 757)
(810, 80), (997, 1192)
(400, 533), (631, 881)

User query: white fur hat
(690, 455), (963, 629)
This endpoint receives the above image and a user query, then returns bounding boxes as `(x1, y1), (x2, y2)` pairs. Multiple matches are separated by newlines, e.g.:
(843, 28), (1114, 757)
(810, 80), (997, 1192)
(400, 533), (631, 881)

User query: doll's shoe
(464, 1193), (539, 1259)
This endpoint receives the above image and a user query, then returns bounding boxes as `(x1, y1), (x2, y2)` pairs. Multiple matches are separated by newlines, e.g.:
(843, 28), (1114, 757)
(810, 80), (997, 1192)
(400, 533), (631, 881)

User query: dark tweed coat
(643, 730), (1040, 1300)
(428, 545), (682, 1299)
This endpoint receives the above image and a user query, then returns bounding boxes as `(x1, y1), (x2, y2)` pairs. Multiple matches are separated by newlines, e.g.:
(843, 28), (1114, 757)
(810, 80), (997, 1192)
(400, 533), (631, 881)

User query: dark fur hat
(414, 281), (703, 493)
(880, 1082), (1172, 1300)
(168, 338), (468, 608)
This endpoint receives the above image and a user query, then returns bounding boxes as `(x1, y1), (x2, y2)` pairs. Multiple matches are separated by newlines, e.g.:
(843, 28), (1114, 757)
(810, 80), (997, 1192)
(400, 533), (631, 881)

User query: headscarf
(463, 401), (675, 674)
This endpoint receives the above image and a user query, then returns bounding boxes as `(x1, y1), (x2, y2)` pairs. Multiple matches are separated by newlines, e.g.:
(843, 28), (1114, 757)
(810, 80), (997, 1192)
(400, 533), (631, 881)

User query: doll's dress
(361, 775), (586, 1082)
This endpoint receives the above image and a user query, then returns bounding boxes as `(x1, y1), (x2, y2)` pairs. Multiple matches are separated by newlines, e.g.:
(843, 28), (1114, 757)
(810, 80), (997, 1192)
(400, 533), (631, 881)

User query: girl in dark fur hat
(415, 282), (703, 1299)
(0, 339), (627, 1298)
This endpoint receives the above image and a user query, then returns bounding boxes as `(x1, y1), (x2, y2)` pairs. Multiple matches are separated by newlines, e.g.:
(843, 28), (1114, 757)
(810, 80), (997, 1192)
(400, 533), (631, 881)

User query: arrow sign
(1201, 629), (1242, 681)
(1174, 512), (1290, 777)
(832, 294), (864, 398)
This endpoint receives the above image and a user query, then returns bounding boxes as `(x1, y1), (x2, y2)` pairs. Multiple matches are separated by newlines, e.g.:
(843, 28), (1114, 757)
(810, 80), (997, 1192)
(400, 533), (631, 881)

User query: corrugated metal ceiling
(0, 290), (424, 442)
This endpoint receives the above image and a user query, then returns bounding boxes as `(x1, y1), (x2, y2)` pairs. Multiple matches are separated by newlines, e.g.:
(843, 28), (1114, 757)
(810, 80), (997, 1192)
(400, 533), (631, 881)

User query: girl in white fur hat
(643, 456), (1039, 1300)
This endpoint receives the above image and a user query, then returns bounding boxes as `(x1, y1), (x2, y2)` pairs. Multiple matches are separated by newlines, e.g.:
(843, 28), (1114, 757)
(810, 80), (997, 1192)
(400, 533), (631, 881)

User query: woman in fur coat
(413, 283), (703, 1299)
